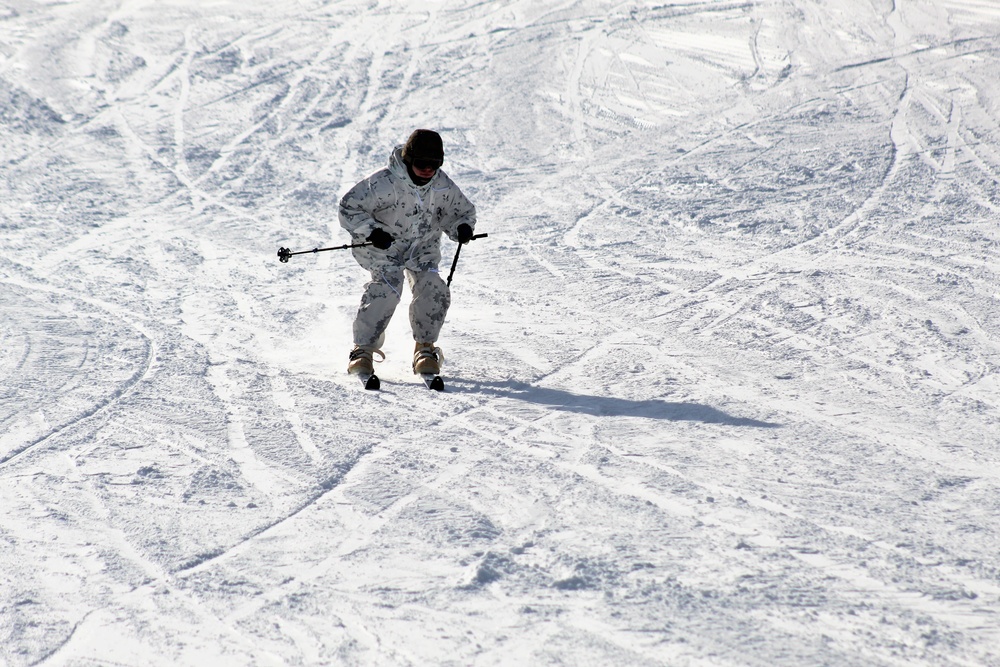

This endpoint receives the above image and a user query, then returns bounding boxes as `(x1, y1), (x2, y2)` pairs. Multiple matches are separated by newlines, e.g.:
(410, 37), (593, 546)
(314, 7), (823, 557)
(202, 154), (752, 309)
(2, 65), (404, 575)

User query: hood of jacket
(388, 145), (437, 190)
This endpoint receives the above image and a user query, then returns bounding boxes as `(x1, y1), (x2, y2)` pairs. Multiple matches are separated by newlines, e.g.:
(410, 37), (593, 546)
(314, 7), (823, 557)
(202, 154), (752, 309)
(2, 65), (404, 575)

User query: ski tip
(424, 375), (445, 391)
(363, 374), (381, 390)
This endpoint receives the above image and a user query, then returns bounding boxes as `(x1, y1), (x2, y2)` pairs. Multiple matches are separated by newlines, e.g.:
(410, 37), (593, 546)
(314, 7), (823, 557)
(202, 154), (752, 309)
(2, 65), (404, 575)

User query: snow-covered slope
(2, 1), (999, 665)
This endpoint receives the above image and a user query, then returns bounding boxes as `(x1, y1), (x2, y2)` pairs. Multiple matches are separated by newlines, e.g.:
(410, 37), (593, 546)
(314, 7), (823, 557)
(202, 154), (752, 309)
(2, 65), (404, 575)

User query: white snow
(2, 0), (1000, 665)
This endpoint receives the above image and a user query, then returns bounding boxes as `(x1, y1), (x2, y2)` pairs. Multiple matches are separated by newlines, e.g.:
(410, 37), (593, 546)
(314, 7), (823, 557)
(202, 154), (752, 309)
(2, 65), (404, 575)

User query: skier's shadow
(449, 379), (780, 428)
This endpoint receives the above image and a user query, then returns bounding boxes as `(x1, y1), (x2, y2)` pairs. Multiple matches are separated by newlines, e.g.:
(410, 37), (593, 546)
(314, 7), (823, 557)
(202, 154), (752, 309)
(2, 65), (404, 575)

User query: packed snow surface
(2, 1), (1000, 665)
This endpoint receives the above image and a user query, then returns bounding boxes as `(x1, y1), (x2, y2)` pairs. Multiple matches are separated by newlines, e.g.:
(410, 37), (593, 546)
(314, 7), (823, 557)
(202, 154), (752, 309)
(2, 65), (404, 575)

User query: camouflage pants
(353, 268), (451, 348)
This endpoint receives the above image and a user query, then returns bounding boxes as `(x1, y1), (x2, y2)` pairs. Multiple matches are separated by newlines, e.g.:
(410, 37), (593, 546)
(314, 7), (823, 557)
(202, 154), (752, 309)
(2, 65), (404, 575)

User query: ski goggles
(411, 157), (443, 170)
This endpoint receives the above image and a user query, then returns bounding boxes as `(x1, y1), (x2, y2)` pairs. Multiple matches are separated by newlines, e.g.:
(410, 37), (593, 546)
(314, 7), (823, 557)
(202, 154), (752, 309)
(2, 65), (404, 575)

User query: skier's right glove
(366, 227), (393, 250)
(456, 223), (474, 244)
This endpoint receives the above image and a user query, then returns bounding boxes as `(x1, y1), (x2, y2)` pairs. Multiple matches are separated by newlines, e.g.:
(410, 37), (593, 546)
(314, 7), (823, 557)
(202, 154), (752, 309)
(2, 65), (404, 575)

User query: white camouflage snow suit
(339, 146), (476, 348)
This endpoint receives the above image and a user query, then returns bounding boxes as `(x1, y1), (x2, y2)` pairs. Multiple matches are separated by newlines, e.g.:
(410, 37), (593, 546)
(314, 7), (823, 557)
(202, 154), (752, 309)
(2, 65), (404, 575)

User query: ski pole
(277, 241), (372, 263)
(446, 233), (488, 286)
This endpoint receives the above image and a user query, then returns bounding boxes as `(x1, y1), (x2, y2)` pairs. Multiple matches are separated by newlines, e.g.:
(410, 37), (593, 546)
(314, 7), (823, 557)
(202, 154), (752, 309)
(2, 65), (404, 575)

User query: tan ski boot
(348, 346), (384, 376)
(412, 342), (443, 375)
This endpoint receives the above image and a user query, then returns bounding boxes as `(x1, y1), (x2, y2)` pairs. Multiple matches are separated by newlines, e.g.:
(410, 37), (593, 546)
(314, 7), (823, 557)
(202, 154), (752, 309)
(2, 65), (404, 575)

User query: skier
(339, 129), (476, 380)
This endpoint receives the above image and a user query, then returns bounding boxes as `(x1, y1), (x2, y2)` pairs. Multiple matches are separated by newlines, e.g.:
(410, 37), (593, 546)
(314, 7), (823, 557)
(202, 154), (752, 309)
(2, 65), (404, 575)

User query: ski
(358, 373), (381, 390)
(353, 372), (440, 391)
(421, 374), (445, 391)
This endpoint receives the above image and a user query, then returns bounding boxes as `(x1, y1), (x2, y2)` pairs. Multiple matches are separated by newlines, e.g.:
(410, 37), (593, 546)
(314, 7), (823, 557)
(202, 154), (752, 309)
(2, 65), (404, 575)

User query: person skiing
(338, 129), (476, 379)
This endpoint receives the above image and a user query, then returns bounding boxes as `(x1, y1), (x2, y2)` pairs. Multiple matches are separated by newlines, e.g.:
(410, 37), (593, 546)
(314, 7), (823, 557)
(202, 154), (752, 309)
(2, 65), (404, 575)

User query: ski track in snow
(2, 1), (1000, 665)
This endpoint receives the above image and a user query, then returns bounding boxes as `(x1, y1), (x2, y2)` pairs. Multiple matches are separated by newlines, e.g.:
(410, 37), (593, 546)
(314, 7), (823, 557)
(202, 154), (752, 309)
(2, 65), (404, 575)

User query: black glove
(456, 223), (474, 244)
(366, 227), (393, 250)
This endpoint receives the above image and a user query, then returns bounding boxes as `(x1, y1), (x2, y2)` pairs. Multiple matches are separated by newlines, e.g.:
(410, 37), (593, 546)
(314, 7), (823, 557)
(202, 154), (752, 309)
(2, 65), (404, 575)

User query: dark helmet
(402, 129), (444, 168)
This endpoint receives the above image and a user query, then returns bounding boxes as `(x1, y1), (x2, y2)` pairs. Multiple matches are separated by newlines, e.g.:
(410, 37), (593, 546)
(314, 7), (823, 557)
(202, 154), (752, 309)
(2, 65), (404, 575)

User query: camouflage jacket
(338, 147), (476, 272)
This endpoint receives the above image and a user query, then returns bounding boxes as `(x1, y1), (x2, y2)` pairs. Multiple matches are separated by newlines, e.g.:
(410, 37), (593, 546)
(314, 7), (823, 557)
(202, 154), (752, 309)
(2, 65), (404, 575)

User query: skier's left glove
(456, 223), (474, 244)
(366, 227), (393, 250)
